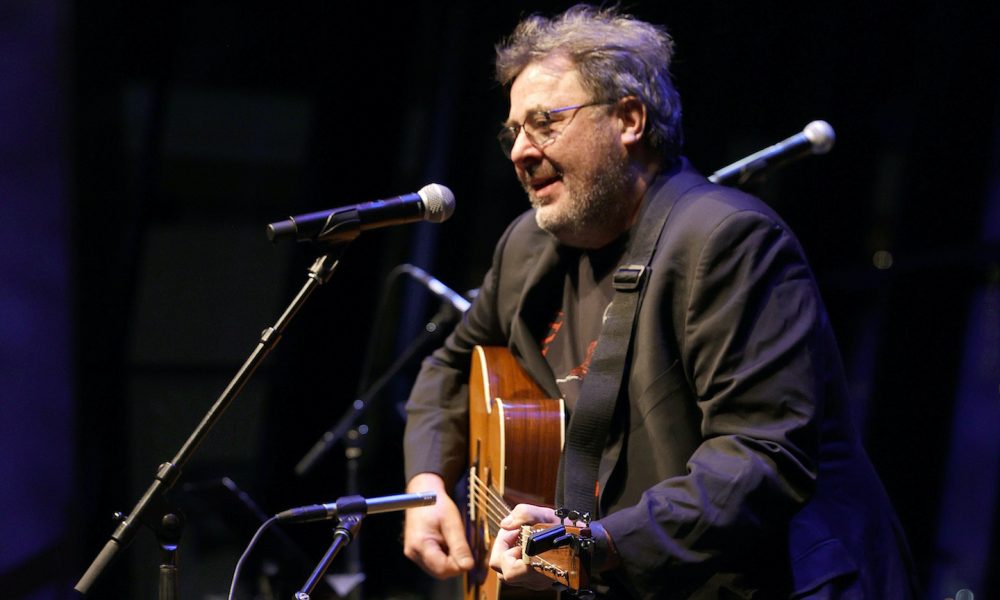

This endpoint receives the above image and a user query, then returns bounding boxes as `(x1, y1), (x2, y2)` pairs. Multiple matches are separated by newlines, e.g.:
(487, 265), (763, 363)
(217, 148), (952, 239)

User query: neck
(578, 157), (660, 249)
(545, 150), (664, 250)
(625, 157), (663, 223)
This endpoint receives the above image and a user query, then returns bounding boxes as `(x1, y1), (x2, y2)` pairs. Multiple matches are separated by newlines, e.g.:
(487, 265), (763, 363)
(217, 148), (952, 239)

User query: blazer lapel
(507, 235), (566, 400)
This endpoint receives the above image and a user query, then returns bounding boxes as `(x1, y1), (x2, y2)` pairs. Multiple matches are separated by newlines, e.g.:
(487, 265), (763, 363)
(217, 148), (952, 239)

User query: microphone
(399, 264), (471, 314)
(709, 120), (835, 186)
(267, 183), (455, 244)
(275, 491), (436, 523)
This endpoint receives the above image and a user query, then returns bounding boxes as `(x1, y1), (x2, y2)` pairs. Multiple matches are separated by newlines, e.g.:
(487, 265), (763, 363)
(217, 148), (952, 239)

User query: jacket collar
(505, 157), (709, 401)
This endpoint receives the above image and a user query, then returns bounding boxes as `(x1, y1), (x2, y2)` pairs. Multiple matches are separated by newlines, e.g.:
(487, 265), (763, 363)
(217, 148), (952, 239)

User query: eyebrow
(502, 104), (549, 128)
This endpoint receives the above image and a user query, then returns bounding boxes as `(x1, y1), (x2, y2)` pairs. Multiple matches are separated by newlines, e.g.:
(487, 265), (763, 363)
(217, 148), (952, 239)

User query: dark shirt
(541, 237), (627, 412)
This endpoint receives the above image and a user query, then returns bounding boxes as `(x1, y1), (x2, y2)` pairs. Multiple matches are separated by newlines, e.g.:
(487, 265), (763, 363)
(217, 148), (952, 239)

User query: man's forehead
(507, 56), (586, 119)
(516, 54), (577, 82)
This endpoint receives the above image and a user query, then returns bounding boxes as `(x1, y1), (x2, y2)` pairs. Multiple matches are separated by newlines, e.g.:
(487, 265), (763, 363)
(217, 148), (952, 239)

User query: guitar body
(465, 346), (565, 600)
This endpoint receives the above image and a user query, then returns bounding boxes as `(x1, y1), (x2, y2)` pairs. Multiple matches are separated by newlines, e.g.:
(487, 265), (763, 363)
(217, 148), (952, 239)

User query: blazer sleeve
(402, 213), (531, 488)
(599, 205), (826, 595)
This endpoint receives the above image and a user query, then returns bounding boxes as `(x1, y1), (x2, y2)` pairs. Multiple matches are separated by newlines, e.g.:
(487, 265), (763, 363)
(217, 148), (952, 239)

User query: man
(402, 5), (916, 598)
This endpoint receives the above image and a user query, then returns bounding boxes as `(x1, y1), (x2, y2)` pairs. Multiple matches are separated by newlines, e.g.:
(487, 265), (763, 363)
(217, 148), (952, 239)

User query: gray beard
(531, 155), (633, 248)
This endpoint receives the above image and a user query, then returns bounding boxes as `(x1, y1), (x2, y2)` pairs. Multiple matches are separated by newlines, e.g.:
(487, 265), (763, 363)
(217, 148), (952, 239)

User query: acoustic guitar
(464, 345), (590, 600)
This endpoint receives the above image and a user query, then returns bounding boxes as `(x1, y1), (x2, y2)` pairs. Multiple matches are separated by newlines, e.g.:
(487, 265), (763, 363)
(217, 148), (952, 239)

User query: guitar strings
(469, 469), (509, 519)
(528, 553), (564, 574)
(528, 556), (570, 587)
(473, 480), (509, 522)
(469, 470), (511, 536)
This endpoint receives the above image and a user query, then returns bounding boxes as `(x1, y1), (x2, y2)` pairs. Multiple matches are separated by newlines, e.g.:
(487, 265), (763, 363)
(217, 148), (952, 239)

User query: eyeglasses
(497, 102), (609, 158)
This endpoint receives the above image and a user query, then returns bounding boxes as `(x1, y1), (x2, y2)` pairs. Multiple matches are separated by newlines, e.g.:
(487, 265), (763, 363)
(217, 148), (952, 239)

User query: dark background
(2, 1), (998, 599)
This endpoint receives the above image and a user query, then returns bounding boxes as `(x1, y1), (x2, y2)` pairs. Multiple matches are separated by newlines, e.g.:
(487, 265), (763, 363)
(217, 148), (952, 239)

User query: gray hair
(496, 4), (683, 163)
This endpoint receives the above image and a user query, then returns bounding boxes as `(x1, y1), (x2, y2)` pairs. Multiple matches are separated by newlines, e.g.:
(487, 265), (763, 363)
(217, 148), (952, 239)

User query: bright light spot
(873, 250), (894, 270)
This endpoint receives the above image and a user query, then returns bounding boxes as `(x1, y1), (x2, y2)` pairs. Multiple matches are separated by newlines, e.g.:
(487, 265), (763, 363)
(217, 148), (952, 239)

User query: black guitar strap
(559, 172), (709, 515)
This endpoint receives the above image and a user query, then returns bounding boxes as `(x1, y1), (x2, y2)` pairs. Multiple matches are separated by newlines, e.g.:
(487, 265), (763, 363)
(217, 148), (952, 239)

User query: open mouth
(529, 175), (561, 196)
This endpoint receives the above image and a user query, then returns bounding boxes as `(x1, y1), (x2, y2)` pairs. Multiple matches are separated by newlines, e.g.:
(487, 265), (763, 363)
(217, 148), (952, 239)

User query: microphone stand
(157, 512), (183, 600)
(294, 513), (363, 600)
(294, 303), (457, 476)
(293, 304), (455, 599)
(288, 492), (436, 600)
(75, 247), (348, 597)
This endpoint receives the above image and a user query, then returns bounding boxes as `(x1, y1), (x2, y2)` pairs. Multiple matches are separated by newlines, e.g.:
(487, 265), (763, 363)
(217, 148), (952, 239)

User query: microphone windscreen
(804, 120), (835, 154)
(419, 184), (455, 223)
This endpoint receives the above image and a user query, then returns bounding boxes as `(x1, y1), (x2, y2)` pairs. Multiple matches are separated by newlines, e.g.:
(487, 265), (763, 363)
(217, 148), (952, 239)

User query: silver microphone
(276, 491), (436, 523)
(709, 120), (835, 186)
(399, 264), (471, 314)
(267, 183), (455, 243)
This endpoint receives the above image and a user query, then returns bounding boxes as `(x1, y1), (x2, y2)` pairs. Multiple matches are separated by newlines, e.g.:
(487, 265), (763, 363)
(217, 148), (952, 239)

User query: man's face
(506, 56), (633, 248)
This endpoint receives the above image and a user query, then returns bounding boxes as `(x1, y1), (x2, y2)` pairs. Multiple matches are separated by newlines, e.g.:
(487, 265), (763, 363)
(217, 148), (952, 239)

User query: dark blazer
(404, 159), (916, 598)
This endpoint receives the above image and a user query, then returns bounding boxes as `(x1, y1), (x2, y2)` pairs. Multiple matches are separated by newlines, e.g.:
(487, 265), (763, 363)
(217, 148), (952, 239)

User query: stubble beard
(528, 151), (633, 248)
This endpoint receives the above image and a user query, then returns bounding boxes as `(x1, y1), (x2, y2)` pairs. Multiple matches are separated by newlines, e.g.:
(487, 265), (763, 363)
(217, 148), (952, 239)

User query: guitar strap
(559, 171), (709, 515)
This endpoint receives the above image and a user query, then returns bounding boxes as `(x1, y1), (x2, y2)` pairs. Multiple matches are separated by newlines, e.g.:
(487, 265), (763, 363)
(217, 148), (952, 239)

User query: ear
(615, 96), (647, 147)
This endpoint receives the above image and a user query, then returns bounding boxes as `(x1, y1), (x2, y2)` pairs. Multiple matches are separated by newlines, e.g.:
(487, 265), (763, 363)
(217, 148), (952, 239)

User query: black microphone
(399, 264), (471, 314)
(709, 120), (835, 186)
(275, 491), (436, 523)
(267, 184), (455, 244)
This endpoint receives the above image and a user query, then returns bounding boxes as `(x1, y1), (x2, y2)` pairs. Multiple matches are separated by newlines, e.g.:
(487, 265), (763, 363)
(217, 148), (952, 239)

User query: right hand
(403, 472), (474, 578)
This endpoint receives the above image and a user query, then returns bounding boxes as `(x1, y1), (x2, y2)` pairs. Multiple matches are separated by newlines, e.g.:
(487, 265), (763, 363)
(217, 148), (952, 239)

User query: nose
(509, 127), (543, 167)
